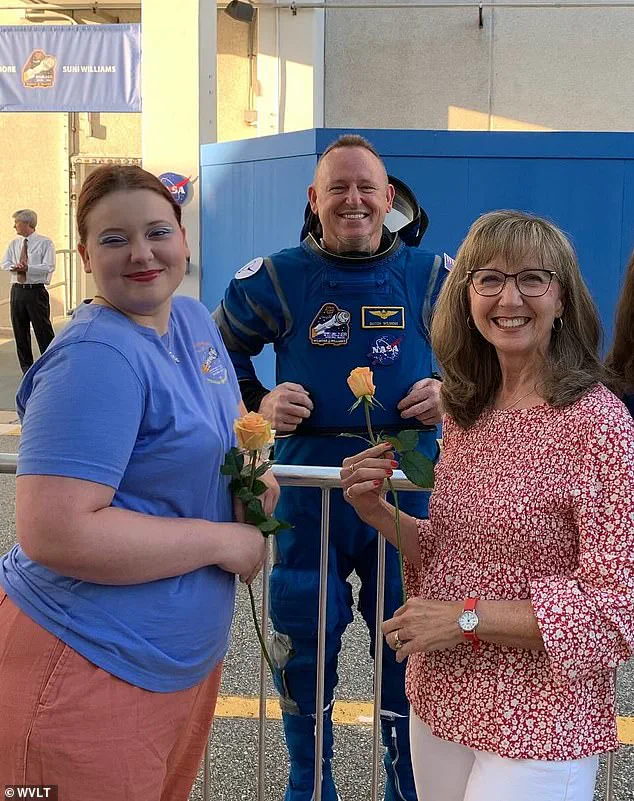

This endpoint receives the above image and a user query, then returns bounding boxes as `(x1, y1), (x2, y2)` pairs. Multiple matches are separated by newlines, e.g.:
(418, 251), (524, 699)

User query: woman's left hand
(382, 598), (464, 661)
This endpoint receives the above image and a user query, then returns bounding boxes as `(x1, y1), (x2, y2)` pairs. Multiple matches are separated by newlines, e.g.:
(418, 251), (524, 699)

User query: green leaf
(399, 450), (435, 488)
(229, 477), (245, 493)
(246, 497), (267, 525)
(397, 430), (421, 452)
(347, 397), (363, 412)
(254, 461), (274, 479)
(257, 517), (293, 536)
(221, 448), (244, 477)
(251, 479), (267, 496)
(382, 435), (404, 452)
(368, 396), (385, 410)
(258, 518), (281, 533)
(236, 486), (253, 503)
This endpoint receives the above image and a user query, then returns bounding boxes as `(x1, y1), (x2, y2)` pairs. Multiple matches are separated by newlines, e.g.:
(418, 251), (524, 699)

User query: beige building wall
(0, 112), (68, 328)
(323, 3), (634, 132)
(217, 12), (258, 142)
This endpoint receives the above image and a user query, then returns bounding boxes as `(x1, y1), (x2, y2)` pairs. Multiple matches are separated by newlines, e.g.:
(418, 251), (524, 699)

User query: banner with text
(0, 24), (141, 112)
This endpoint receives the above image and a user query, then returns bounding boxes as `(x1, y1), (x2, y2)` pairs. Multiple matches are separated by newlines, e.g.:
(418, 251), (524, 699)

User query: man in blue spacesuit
(214, 135), (448, 801)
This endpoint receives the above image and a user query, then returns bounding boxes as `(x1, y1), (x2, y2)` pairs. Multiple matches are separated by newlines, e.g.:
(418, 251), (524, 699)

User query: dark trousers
(10, 284), (56, 374)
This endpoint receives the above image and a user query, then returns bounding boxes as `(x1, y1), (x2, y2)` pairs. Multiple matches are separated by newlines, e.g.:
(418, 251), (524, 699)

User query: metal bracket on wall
(479, 2), (483, 27)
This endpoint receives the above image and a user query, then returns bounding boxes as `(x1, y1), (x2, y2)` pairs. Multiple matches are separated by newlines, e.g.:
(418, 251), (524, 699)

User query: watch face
(458, 610), (479, 632)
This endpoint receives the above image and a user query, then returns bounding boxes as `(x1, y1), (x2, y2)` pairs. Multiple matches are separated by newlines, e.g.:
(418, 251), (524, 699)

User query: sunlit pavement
(0, 432), (631, 801)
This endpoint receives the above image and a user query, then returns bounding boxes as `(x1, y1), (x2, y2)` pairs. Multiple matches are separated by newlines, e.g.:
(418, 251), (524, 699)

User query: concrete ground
(0, 317), (69, 412)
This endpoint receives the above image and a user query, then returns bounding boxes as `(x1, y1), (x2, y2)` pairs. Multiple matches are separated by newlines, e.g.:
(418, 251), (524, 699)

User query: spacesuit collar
(302, 227), (402, 267)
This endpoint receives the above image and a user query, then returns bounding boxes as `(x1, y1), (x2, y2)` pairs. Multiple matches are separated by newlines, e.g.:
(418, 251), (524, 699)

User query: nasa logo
(158, 172), (193, 207)
(368, 333), (402, 366)
(309, 302), (351, 347)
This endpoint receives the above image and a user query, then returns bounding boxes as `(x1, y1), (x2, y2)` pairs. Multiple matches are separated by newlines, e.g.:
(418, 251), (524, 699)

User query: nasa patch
(235, 257), (264, 280)
(309, 302), (351, 347)
(368, 333), (402, 366)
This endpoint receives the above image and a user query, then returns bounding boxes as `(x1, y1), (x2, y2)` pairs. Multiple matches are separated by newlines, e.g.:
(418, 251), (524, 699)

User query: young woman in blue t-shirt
(0, 165), (278, 799)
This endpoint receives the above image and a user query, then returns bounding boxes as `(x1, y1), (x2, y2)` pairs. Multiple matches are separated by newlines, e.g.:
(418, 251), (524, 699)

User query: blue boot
(282, 707), (339, 801)
(381, 710), (418, 801)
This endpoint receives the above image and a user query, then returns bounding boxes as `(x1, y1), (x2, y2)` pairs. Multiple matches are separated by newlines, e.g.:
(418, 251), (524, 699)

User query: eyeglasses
(468, 268), (558, 298)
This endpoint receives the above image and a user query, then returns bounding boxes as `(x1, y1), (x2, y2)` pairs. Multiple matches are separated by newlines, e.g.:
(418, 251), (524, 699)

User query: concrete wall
(323, 2), (634, 132)
(216, 5), (325, 139)
(217, 12), (258, 142)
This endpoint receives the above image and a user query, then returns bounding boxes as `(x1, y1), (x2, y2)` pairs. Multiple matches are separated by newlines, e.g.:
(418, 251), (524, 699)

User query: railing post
(257, 538), (272, 801)
(371, 532), (387, 801)
(203, 731), (211, 800)
(313, 487), (331, 801)
(605, 749), (615, 801)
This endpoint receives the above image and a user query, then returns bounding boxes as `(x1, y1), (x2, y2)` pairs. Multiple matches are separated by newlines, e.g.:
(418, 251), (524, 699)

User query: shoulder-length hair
(431, 210), (606, 429)
(606, 249), (634, 396)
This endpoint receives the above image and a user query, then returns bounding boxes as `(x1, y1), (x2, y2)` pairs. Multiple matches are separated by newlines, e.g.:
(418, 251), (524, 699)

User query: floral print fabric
(404, 384), (634, 759)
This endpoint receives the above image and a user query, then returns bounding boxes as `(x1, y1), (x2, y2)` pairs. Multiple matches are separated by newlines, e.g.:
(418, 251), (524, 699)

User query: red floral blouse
(403, 384), (634, 760)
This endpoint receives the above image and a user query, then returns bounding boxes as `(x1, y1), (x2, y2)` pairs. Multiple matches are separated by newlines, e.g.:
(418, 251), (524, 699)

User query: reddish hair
(77, 165), (181, 244)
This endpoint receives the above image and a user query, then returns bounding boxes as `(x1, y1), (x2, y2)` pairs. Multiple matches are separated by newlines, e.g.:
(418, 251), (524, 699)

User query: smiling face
(468, 255), (564, 367)
(308, 146), (395, 255)
(77, 189), (189, 332)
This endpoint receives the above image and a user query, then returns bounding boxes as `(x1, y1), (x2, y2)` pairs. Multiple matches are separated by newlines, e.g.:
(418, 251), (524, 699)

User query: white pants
(410, 713), (600, 801)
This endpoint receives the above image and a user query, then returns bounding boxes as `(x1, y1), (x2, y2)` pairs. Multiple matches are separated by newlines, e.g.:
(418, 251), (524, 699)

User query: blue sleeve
(17, 342), (145, 489)
(212, 258), (291, 383)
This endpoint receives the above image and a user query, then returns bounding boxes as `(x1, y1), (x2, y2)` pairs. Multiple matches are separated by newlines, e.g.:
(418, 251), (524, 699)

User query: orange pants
(0, 590), (222, 801)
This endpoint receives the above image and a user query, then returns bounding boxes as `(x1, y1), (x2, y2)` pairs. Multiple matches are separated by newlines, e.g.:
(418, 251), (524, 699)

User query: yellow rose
(347, 366), (376, 399)
(234, 412), (274, 451)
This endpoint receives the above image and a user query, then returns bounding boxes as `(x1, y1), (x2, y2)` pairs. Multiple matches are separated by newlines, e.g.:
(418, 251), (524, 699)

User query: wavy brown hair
(606, 250), (634, 396)
(431, 210), (607, 428)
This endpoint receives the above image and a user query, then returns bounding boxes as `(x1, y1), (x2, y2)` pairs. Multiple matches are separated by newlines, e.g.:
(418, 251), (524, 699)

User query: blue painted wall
(200, 129), (634, 389)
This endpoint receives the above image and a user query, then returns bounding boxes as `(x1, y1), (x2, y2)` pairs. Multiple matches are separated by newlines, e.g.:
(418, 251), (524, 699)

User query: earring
(552, 317), (564, 332)
(467, 315), (476, 330)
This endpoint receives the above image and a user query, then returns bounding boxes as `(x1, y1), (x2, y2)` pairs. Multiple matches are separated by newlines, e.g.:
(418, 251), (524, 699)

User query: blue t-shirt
(0, 295), (241, 692)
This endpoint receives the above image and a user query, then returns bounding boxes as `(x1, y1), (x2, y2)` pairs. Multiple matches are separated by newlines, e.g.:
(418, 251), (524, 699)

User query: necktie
(17, 238), (27, 283)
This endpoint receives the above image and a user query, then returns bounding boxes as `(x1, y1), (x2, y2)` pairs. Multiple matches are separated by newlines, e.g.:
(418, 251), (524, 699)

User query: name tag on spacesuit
(361, 306), (405, 329)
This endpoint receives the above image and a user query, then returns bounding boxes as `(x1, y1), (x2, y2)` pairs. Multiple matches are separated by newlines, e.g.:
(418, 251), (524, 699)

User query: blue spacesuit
(214, 217), (447, 801)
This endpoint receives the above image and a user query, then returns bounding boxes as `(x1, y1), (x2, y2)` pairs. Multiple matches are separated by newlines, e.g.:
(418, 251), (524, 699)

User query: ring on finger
(394, 631), (403, 650)
(345, 487), (352, 499)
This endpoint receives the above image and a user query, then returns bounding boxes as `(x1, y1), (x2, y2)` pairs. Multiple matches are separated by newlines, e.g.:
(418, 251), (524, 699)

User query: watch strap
(462, 596), (480, 651)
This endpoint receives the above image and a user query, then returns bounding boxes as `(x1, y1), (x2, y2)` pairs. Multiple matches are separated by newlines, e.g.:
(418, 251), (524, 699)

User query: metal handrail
(0, 248), (73, 314)
(0, 455), (620, 799)
(238, 463), (619, 801)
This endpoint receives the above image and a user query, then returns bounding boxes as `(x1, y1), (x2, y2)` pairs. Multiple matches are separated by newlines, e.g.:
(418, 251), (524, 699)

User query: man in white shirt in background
(1, 209), (56, 373)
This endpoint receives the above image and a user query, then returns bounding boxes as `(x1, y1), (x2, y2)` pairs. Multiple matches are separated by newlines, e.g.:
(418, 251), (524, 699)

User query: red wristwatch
(457, 596), (480, 651)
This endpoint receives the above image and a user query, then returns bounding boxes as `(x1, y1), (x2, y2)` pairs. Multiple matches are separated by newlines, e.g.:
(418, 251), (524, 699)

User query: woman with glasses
(340, 210), (634, 801)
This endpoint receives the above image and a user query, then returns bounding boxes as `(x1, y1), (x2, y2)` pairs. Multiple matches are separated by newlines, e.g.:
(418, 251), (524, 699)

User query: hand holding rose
(382, 598), (463, 662)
